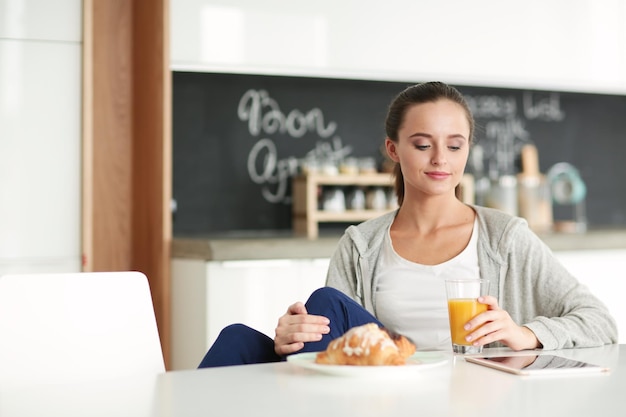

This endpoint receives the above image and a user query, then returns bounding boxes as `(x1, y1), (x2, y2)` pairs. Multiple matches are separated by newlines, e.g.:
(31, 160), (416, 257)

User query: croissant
(315, 323), (416, 366)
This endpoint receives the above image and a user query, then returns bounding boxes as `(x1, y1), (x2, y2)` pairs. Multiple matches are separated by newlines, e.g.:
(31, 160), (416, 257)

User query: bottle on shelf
(517, 144), (553, 233)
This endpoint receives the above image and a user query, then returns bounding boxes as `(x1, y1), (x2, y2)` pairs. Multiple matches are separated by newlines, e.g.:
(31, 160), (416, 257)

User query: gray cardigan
(325, 205), (617, 350)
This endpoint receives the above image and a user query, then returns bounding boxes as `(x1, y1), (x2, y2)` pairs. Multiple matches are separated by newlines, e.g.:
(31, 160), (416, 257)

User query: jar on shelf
(359, 157), (378, 174)
(320, 158), (339, 176)
(339, 157), (359, 175)
(366, 187), (387, 210)
(345, 187), (366, 210)
(386, 188), (399, 210)
(320, 187), (346, 212)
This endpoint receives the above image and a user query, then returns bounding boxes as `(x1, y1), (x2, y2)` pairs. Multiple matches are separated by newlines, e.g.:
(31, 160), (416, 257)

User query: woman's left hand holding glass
(464, 296), (542, 351)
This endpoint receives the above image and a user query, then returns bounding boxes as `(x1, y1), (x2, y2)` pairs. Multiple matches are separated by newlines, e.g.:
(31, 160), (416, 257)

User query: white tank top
(375, 220), (480, 351)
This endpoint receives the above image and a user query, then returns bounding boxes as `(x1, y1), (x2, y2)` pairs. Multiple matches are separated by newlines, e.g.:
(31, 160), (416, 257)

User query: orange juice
(447, 298), (488, 345)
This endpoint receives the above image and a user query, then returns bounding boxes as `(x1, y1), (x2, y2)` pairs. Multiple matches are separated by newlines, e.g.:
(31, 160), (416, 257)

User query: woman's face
(386, 99), (471, 199)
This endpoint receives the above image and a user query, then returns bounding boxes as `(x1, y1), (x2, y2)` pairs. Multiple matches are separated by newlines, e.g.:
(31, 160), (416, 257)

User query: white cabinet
(170, 1), (626, 94)
(0, 41), (81, 262)
(0, 0), (82, 41)
(171, 258), (328, 370)
(0, 0), (82, 272)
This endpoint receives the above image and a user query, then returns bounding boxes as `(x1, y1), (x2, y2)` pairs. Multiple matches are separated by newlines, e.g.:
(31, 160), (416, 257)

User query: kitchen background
(6, 0), (625, 274)
(2, 0), (625, 369)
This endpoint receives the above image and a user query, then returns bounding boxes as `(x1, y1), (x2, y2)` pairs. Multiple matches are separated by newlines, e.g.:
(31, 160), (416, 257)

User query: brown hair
(385, 81), (475, 206)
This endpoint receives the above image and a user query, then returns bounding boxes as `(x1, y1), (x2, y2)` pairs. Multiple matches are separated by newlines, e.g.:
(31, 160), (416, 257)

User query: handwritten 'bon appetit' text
(238, 89), (349, 203)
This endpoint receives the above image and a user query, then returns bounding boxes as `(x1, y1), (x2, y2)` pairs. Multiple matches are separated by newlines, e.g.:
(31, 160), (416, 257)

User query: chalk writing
(523, 92), (565, 121)
(484, 118), (530, 174)
(464, 92), (563, 176)
(238, 89), (337, 138)
(304, 136), (353, 163)
(239, 89), (347, 204)
(238, 88), (567, 204)
(465, 95), (517, 119)
(247, 138), (299, 203)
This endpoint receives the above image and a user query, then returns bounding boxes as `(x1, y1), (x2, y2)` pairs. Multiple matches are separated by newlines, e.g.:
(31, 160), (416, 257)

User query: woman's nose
(431, 149), (446, 166)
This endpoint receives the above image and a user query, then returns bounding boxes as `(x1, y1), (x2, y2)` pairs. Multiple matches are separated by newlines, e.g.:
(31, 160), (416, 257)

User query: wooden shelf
(292, 173), (394, 238)
(313, 209), (389, 222)
(299, 173), (394, 186)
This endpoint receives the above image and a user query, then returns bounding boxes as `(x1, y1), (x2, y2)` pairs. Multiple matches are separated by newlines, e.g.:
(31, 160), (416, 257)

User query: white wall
(555, 249), (626, 344)
(171, 0), (626, 94)
(0, 0), (82, 274)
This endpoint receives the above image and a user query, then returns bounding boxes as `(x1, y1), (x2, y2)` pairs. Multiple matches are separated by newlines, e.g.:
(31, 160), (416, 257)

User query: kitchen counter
(172, 228), (626, 261)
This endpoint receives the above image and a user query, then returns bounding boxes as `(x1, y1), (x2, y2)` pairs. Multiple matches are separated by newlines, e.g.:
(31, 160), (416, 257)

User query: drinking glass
(445, 279), (490, 354)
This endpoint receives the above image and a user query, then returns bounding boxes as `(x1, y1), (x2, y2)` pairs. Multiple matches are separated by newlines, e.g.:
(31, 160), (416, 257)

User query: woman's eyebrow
(407, 132), (432, 139)
(408, 132), (468, 141)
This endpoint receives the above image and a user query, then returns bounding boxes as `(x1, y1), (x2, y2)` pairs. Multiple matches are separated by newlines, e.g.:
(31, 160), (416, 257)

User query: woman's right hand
(274, 301), (330, 356)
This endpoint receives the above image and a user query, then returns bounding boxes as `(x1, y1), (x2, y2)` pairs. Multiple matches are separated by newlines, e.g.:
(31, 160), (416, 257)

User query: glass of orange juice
(445, 279), (490, 354)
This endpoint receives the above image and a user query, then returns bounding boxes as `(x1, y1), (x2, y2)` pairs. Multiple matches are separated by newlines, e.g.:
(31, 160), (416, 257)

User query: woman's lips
(426, 171), (451, 180)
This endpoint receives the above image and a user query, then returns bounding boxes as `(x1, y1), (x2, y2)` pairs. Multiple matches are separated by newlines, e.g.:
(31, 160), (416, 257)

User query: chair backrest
(0, 271), (165, 385)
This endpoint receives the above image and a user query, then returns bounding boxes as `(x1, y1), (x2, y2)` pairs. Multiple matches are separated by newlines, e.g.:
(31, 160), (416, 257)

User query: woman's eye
(449, 146), (461, 151)
(415, 145), (430, 150)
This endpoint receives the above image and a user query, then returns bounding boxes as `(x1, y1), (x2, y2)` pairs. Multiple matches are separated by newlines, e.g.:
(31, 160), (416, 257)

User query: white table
(2, 344), (624, 417)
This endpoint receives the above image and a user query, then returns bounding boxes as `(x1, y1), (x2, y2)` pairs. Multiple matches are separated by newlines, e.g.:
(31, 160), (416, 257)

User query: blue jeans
(197, 287), (382, 368)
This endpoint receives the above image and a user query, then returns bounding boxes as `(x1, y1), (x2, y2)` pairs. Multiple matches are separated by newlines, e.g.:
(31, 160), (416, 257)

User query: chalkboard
(172, 72), (626, 236)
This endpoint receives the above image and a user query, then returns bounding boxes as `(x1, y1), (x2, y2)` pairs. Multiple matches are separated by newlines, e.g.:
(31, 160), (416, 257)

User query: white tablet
(465, 354), (610, 376)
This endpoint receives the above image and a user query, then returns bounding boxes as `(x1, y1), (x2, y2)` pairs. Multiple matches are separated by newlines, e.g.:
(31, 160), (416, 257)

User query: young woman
(199, 82), (617, 367)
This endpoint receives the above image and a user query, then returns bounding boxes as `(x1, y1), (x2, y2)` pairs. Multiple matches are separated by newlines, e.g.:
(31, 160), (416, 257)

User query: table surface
(3, 344), (624, 417)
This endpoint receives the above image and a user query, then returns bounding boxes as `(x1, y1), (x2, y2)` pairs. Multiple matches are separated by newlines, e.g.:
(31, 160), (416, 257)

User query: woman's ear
(385, 138), (399, 162)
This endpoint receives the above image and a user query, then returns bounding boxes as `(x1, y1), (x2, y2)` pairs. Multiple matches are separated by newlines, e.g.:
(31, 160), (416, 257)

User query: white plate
(287, 351), (448, 378)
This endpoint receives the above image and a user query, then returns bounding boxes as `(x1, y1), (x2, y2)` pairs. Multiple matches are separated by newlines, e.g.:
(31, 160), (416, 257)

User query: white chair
(0, 271), (165, 385)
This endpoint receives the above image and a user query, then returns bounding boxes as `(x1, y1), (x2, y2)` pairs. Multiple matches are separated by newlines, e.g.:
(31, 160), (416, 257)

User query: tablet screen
(465, 354), (610, 376)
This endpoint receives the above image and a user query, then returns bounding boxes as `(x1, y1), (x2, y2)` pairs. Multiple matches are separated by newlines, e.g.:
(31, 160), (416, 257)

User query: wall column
(82, 0), (172, 368)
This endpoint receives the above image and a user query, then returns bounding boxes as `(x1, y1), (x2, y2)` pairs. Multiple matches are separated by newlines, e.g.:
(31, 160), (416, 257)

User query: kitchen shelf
(292, 173), (395, 238)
